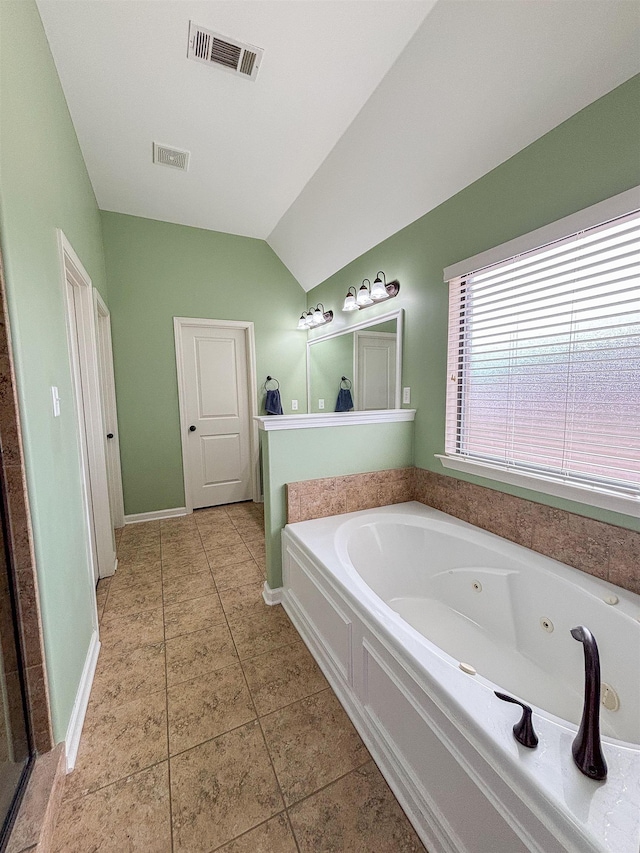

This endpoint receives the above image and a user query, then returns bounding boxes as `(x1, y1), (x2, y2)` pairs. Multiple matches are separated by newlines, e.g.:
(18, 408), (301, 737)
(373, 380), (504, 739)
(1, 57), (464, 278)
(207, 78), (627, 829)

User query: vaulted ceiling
(38, 0), (640, 290)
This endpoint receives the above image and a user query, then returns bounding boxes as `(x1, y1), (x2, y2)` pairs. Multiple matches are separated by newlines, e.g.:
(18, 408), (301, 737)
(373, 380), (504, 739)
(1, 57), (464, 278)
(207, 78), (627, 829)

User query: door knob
(106, 433), (114, 439)
(189, 425), (196, 432)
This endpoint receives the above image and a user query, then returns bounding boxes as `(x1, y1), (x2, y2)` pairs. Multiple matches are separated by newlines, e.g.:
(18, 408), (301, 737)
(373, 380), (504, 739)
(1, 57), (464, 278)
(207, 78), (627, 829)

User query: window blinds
(445, 209), (640, 500)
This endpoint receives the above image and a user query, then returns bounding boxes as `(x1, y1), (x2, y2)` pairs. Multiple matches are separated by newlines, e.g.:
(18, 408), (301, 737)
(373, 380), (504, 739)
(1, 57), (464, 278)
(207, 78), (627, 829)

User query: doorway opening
(174, 318), (259, 513)
(58, 231), (117, 582)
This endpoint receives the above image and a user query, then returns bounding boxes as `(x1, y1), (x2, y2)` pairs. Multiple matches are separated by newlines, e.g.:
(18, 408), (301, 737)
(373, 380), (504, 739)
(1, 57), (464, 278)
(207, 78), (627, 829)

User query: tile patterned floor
(52, 502), (425, 852)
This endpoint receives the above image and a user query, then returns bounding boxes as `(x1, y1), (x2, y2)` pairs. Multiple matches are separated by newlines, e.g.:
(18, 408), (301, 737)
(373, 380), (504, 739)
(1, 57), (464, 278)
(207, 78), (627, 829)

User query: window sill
(435, 454), (639, 519)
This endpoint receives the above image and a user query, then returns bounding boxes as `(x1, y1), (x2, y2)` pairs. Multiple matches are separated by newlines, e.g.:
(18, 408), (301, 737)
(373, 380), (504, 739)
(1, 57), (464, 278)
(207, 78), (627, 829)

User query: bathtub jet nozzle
(570, 625), (607, 782)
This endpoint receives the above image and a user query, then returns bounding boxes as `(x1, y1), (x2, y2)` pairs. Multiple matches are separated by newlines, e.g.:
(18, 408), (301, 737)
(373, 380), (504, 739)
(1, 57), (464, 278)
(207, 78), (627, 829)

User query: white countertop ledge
(255, 409), (416, 431)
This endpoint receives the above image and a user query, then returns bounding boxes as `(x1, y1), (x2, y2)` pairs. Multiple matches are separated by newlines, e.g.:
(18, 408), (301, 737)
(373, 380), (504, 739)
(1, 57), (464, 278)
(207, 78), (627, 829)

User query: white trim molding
(436, 455), (640, 519)
(65, 629), (100, 772)
(124, 507), (188, 524)
(443, 185), (640, 281)
(262, 582), (283, 605)
(255, 409), (416, 431)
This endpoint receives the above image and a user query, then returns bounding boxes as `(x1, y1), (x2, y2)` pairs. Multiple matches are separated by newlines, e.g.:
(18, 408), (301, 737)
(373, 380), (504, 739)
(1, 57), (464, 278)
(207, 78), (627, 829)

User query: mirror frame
(306, 308), (404, 412)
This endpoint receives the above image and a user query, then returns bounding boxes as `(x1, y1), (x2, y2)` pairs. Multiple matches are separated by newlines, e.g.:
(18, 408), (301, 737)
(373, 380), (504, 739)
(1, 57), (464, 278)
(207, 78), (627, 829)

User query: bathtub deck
(51, 502), (425, 852)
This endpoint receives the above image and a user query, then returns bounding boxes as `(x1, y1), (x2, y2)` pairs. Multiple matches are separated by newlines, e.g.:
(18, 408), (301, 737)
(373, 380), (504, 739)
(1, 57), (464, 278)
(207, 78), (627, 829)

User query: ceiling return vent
(187, 21), (263, 81)
(153, 143), (190, 171)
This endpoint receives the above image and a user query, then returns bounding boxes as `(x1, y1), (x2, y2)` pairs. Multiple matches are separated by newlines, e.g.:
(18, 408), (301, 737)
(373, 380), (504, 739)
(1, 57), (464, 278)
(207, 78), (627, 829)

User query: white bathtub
(281, 502), (640, 853)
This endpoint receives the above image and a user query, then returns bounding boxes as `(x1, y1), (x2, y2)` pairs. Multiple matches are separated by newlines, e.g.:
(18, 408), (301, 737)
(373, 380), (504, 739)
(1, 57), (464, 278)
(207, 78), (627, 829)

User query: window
(443, 202), (640, 514)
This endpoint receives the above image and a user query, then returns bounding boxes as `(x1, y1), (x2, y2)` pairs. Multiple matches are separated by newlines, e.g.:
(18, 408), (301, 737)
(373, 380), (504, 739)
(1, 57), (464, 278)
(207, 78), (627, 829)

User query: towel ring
(340, 376), (352, 389)
(264, 375), (280, 391)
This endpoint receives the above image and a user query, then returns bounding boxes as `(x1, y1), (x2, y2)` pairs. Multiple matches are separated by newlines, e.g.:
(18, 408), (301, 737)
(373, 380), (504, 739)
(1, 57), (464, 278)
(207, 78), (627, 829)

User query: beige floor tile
(162, 571), (216, 606)
(91, 642), (166, 706)
(232, 520), (265, 540)
(161, 541), (204, 562)
(64, 690), (168, 800)
(242, 640), (328, 716)
(163, 593), (225, 639)
(109, 564), (162, 592)
(261, 689), (370, 806)
(229, 606), (299, 660)
(165, 623), (237, 686)
(114, 558), (162, 579)
(103, 577), (163, 618)
(206, 542), (253, 570)
(209, 558), (264, 591)
(170, 721), (283, 852)
(218, 581), (266, 623)
(117, 543), (161, 563)
(167, 664), (255, 755)
(245, 539), (266, 559)
(216, 813), (297, 852)
(288, 761), (425, 853)
(99, 606), (164, 652)
(52, 762), (171, 853)
(194, 505), (231, 521)
(95, 578), (110, 612)
(198, 528), (245, 551)
(160, 552), (210, 579)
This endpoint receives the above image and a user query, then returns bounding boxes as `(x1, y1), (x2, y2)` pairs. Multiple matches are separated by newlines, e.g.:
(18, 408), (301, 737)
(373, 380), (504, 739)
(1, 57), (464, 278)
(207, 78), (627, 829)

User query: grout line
(162, 538), (175, 853)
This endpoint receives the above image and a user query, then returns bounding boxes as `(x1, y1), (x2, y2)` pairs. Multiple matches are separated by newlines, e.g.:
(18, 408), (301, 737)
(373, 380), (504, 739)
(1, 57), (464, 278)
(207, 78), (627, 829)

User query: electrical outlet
(291, 400), (298, 411)
(319, 399), (325, 410)
(402, 387), (411, 404)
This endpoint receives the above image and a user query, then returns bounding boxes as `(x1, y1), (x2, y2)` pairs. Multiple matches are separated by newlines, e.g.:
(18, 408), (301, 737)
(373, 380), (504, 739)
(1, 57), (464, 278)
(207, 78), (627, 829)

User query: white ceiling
(38, 1), (640, 291)
(36, 0), (432, 239)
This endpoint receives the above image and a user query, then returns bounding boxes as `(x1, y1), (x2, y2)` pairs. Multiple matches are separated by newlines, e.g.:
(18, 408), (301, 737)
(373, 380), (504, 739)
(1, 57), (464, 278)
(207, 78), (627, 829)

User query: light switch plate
(51, 386), (60, 417)
(402, 387), (411, 404)
(319, 399), (325, 409)
(291, 400), (298, 411)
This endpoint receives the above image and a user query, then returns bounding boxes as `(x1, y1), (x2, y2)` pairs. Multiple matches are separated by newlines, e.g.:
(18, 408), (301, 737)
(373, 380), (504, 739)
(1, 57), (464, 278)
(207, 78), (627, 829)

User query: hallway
(51, 502), (424, 852)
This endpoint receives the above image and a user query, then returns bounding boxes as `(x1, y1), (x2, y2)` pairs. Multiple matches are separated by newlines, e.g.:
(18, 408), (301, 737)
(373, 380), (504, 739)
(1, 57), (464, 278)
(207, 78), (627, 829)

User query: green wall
(100, 212), (308, 515)
(261, 421), (415, 587)
(0, 0), (108, 741)
(308, 75), (640, 533)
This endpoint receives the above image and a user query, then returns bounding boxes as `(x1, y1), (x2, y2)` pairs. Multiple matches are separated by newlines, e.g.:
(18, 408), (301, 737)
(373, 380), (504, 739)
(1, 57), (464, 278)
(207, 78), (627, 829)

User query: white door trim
(93, 290), (125, 529)
(58, 230), (116, 589)
(174, 317), (259, 513)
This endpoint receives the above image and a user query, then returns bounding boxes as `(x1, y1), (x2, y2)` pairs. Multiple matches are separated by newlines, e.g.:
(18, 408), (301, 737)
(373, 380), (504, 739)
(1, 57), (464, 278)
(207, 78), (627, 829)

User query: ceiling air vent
(187, 21), (263, 81)
(153, 143), (190, 171)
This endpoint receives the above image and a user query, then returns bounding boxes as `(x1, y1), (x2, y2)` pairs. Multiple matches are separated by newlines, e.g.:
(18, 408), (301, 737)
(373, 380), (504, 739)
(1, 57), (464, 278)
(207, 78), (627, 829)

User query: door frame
(174, 317), (259, 513)
(93, 290), (125, 529)
(58, 230), (116, 586)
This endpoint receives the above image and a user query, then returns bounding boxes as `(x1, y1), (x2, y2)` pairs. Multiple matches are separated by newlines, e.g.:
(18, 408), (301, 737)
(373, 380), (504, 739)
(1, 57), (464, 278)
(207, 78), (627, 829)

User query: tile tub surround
(0, 250), (53, 754)
(54, 501), (424, 852)
(285, 467), (639, 595)
(286, 467), (414, 523)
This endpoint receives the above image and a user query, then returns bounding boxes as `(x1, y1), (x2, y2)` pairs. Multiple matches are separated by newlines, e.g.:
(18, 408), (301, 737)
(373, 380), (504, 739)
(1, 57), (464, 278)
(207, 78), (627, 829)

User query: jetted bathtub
(281, 502), (640, 853)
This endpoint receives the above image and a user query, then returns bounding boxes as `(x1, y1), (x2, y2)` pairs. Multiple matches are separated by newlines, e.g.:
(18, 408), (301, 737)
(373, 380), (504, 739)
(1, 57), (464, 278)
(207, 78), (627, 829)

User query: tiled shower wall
(286, 467), (639, 595)
(0, 251), (53, 753)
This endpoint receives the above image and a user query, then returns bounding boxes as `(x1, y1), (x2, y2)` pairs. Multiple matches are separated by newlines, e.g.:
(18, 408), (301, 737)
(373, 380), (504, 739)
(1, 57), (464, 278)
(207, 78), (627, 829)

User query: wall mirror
(306, 309), (403, 413)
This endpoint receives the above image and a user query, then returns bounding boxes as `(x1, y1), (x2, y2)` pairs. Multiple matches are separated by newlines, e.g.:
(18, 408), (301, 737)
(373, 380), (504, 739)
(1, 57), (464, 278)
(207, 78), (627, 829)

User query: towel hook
(264, 375), (280, 391)
(340, 376), (352, 389)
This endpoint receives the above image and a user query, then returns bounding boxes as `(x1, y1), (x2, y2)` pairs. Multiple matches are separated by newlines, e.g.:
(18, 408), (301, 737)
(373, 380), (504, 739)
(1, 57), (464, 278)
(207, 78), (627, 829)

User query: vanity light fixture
(342, 286), (359, 312)
(342, 272), (400, 312)
(357, 279), (374, 307)
(297, 304), (333, 330)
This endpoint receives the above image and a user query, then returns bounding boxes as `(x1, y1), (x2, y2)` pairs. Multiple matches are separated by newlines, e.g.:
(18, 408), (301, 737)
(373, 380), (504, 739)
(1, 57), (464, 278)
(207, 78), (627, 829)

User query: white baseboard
(65, 629), (100, 772)
(124, 507), (188, 524)
(262, 582), (283, 605)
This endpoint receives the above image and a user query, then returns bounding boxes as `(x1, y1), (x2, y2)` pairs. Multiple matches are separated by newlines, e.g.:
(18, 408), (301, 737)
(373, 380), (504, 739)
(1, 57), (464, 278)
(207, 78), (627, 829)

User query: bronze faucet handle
(495, 691), (539, 748)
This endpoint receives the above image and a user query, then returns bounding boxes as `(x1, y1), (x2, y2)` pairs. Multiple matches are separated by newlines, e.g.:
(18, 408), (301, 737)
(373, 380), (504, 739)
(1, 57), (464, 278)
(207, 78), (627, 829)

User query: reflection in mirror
(307, 310), (402, 413)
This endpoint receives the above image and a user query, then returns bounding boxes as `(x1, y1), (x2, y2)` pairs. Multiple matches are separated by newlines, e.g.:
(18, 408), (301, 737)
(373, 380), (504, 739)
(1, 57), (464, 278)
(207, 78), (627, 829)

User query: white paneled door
(355, 332), (397, 410)
(175, 320), (255, 510)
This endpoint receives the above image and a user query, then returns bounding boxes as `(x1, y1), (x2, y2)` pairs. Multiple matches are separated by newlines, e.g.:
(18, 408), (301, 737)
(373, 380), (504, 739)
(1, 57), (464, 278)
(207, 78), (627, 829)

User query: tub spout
(570, 625), (607, 781)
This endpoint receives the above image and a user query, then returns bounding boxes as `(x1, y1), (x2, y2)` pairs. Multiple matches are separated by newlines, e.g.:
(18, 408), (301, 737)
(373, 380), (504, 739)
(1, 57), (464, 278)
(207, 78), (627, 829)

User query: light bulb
(342, 292), (358, 311)
(357, 283), (373, 306)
